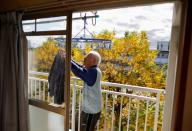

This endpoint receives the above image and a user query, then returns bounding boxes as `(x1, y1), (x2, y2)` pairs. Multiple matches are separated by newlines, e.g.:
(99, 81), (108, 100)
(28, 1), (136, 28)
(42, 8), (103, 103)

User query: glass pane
(27, 35), (66, 131)
(27, 35), (66, 72)
(23, 16), (67, 32)
(23, 20), (35, 32)
(37, 16), (66, 31)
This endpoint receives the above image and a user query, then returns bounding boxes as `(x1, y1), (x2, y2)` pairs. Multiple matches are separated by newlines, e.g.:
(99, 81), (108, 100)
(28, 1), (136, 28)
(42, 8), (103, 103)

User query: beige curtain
(0, 12), (29, 131)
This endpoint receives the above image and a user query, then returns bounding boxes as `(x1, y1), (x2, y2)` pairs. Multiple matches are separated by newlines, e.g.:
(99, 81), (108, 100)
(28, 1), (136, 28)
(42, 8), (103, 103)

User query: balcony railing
(28, 71), (165, 131)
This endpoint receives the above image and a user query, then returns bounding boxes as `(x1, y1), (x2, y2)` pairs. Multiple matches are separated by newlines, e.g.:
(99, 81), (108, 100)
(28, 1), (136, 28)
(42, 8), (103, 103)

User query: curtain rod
(19, 0), (127, 13)
(22, 1), (67, 12)
(20, 0), (97, 13)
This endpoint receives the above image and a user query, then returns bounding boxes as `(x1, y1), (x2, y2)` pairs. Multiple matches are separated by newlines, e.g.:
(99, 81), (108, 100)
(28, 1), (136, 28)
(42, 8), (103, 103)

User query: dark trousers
(75, 111), (101, 131)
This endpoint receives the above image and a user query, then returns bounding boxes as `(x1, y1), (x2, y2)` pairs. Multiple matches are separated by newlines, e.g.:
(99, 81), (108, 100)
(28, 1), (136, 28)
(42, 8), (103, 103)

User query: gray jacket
(48, 53), (65, 104)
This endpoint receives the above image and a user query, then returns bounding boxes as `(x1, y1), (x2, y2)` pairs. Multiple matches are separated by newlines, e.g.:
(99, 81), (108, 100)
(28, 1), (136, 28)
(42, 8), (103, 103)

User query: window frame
(23, 1), (186, 131)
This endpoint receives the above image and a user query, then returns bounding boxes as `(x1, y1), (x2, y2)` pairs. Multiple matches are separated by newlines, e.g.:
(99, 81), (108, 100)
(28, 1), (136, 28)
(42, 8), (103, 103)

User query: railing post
(154, 92), (160, 131)
(39, 81), (41, 100)
(72, 79), (77, 131)
(48, 83), (50, 102)
(43, 82), (45, 101)
(35, 80), (37, 99)
(104, 93), (108, 130)
(28, 78), (30, 98)
(30, 79), (32, 98)
(111, 94), (115, 131)
(119, 96), (123, 131)
(127, 98), (131, 131)
(78, 88), (82, 131)
(144, 100), (149, 131)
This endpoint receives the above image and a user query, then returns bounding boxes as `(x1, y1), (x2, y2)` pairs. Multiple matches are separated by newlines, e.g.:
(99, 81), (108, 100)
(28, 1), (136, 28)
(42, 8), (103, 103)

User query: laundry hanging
(48, 51), (65, 104)
(53, 12), (112, 49)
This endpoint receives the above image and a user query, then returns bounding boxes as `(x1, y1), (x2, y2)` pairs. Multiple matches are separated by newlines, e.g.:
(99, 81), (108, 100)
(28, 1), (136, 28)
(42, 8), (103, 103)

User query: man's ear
(93, 59), (97, 66)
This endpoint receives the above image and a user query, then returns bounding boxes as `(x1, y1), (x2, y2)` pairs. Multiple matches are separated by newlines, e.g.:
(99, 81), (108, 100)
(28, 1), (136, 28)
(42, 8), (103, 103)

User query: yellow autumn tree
(34, 38), (59, 72)
(97, 31), (166, 89)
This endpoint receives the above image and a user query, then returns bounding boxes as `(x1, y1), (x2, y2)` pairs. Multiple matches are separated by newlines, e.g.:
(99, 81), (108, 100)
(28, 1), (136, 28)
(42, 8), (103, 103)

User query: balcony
(28, 71), (165, 131)
(155, 58), (168, 65)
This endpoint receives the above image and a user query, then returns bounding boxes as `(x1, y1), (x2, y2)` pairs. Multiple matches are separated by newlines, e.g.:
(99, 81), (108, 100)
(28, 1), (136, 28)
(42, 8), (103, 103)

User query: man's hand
(59, 48), (74, 59)
(59, 48), (66, 58)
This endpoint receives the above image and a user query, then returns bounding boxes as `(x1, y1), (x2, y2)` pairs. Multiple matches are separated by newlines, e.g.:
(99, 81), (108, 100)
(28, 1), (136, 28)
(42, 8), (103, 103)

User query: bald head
(84, 51), (101, 68)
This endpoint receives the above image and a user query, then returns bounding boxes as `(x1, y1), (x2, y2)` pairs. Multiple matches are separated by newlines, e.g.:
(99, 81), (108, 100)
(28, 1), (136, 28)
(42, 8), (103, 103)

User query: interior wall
(180, 0), (192, 130)
(182, 28), (192, 131)
(182, 30), (192, 131)
(171, 0), (192, 131)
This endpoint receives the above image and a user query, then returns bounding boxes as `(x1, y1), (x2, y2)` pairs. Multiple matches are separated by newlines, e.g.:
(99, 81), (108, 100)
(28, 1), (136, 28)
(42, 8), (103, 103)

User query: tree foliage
(97, 31), (166, 89)
(34, 38), (58, 72)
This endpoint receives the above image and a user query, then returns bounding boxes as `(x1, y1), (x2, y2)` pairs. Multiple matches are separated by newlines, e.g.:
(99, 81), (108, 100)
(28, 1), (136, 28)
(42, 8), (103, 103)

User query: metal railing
(28, 71), (165, 131)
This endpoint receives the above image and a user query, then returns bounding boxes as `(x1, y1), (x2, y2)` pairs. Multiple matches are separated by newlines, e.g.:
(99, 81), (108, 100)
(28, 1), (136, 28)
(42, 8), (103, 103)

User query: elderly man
(71, 51), (102, 131)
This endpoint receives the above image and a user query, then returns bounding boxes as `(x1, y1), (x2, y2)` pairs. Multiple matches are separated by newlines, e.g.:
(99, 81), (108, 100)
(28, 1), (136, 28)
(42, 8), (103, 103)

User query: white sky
(25, 3), (174, 49)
